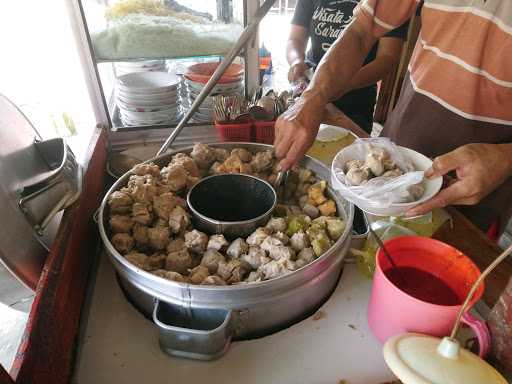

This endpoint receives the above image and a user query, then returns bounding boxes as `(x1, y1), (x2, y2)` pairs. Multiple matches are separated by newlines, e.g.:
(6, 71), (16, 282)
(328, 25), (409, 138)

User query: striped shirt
(355, 0), (512, 229)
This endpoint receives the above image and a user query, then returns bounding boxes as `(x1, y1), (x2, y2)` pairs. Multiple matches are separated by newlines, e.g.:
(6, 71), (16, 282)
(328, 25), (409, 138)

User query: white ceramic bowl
(117, 72), (181, 92)
(331, 146), (443, 217)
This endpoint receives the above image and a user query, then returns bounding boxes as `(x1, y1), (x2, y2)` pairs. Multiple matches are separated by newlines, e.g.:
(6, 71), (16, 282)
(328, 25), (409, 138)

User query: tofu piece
(191, 143), (216, 169)
(166, 238), (186, 253)
(290, 230), (311, 252)
(246, 227), (271, 246)
(132, 203), (153, 225)
(250, 150), (274, 172)
(160, 164), (188, 192)
(132, 223), (149, 248)
(201, 275), (227, 286)
(231, 148), (253, 163)
(265, 217), (287, 233)
(112, 233), (134, 254)
(131, 162), (160, 177)
(200, 249), (226, 274)
(184, 230), (208, 254)
(165, 249), (193, 274)
(207, 234), (229, 251)
(153, 192), (178, 220)
(151, 269), (189, 283)
(240, 247), (271, 269)
(108, 191), (133, 214)
(188, 265), (210, 284)
(147, 226), (170, 250)
(226, 238), (249, 259)
(307, 181), (328, 206)
(168, 206), (190, 234)
(170, 153), (200, 177)
(109, 215), (134, 233)
(318, 200), (337, 217)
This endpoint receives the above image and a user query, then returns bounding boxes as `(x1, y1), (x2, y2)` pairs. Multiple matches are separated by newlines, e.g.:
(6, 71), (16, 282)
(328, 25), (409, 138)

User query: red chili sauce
(385, 267), (462, 306)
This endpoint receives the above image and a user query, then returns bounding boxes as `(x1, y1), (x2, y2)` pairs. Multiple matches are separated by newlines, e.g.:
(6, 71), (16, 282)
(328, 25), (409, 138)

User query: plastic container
(215, 120), (252, 142)
(253, 120), (275, 144)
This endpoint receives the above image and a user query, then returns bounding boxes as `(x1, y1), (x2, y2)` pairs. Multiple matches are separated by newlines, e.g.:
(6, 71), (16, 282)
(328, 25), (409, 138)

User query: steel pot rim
(98, 142), (354, 292)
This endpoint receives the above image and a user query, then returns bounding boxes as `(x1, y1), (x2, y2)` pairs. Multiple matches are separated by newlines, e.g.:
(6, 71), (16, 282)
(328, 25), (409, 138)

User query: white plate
(118, 101), (180, 113)
(117, 84), (180, 97)
(117, 72), (181, 91)
(117, 91), (179, 103)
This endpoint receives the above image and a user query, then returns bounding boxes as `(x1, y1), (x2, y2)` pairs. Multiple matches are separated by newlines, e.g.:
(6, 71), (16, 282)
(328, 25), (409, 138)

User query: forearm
(302, 19), (377, 107)
(349, 55), (397, 91)
(286, 39), (306, 66)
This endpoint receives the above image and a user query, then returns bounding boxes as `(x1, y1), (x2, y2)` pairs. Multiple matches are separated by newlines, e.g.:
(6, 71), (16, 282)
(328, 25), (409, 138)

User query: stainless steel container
(98, 143), (354, 360)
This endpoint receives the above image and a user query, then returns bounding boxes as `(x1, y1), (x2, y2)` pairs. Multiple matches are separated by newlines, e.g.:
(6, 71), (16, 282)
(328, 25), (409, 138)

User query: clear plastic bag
(331, 138), (425, 209)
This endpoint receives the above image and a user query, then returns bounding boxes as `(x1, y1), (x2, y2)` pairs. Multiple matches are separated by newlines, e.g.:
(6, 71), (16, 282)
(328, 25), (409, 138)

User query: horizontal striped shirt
(355, 0), (512, 229)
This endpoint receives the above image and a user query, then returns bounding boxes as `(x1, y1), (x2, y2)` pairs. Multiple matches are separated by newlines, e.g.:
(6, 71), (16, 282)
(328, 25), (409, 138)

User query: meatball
(302, 204), (320, 219)
(241, 247), (270, 269)
(131, 162), (160, 177)
(166, 238), (186, 253)
(161, 164), (188, 192)
(258, 259), (296, 280)
(125, 252), (150, 270)
(226, 238), (249, 259)
(216, 260), (235, 281)
(260, 236), (284, 254)
(290, 230), (310, 252)
(223, 154), (244, 173)
(231, 148), (252, 163)
(165, 249), (193, 274)
(152, 193), (178, 220)
(227, 260), (252, 284)
(170, 153), (200, 177)
(214, 148), (230, 162)
(108, 191), (133, 214)
(147, 227), (170, 250)
(112, 233), (134, 254)
(274, 231), (290, 245)
(209, 161), (227, 175)
(268, 246), (296, 261)
(265, 217), (287, 233)
(145, 253), (166, 270)
(132, 203), (153, 225)
(200, 249), (226, 274)
(201, 275), (227, 286)
(250, 150), (274, 172)
(184, 230), (208, 254)
(297, 248), (315, 264)
(191, 143), (216, 169)
(168, 206), (190, 234)
(207, 234), (228, 251)
(245, 271), (263, 283)
(151, 269), (188, 283)
(246, 227), (271, 246)
(188, 265), (210, 284)
(130, 177), (158, 204)
(109, 215), (134, 233)
(133, 223), (149, 248)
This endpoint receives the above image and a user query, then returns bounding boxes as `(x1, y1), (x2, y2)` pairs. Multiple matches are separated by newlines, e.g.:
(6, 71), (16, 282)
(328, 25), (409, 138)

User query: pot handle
(152, 299), (233, 360)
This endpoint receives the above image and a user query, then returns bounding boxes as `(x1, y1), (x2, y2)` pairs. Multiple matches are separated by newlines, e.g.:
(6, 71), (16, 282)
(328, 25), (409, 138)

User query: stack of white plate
(116, 72), (182, 127)
(182, 78), (244, 123)
(115, 60), (166, 77)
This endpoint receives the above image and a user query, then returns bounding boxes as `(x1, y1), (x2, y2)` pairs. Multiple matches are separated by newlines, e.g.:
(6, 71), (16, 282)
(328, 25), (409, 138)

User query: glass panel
(81, 0), (244, 61)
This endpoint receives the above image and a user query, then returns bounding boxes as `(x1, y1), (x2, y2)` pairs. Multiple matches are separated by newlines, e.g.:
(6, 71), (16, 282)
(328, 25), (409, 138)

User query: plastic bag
(331, 138), (425, 208)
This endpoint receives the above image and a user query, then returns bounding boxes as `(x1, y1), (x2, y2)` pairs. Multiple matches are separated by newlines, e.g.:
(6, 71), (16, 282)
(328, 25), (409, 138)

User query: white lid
(316, 124), (349, 142)
(383, 333), (507, 384)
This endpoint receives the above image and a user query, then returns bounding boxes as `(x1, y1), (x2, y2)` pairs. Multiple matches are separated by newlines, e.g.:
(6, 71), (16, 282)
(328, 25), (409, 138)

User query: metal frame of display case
(67, 0), (261, 151)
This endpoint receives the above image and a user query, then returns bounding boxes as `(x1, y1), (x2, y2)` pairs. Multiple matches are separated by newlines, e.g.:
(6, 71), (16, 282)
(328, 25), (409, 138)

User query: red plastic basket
(253, 120), (276, 144)
(215, 121), (253, 142)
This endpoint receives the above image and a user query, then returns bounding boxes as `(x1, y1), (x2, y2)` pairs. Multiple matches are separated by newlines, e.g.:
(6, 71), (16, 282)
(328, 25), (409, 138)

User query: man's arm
(287, 25), (310, 82)
(349, 36), (404, 91)
(275, 18), (377, 170)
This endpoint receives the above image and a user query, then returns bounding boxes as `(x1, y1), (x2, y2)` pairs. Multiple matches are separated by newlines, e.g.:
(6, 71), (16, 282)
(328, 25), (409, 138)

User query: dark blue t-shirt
(292, 0), (408, 119)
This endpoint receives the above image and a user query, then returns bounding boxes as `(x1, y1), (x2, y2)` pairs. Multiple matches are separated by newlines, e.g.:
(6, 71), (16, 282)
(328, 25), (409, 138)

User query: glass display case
(75, 0), (249, 134)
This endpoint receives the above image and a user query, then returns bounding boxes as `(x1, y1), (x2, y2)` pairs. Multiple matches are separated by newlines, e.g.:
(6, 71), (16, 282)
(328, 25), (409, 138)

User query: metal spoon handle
(156, 0), (276, 156)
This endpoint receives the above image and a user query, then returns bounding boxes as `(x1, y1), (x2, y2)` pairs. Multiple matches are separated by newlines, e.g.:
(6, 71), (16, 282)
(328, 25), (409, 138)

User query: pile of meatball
(107, 143), (345, 286)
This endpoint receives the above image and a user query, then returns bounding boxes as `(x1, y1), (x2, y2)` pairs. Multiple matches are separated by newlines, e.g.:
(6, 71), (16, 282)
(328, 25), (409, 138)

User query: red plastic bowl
(185, 63), (244, 84)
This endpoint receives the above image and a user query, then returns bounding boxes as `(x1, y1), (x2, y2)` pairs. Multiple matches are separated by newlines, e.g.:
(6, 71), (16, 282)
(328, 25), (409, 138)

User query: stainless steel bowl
(98, 142), (354, 360)
(187, 173), (277, 239)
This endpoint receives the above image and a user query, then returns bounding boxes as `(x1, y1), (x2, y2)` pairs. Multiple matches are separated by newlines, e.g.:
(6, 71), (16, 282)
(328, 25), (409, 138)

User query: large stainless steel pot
(98, 143), (354, 360)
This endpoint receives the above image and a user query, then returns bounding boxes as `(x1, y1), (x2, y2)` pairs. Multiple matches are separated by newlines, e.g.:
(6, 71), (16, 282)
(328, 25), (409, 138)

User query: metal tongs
(274, 170), (290, 202)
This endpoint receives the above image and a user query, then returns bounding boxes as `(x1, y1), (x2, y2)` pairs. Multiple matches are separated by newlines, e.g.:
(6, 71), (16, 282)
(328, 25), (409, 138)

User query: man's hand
(274, 93), (325, 170)
(406, 143), (512, 217)
(288, 60), (309, 83)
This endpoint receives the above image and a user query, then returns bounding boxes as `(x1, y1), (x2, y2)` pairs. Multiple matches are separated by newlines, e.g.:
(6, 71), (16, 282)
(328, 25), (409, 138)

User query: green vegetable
(326, 218), (346, 240)
(286, 215), (308, 237)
